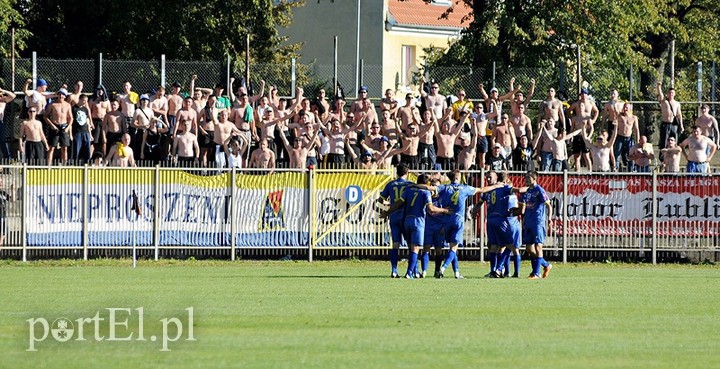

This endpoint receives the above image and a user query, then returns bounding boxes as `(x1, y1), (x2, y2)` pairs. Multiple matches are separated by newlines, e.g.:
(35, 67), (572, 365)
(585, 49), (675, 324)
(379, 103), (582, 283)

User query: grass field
(1, 259), (719, 369)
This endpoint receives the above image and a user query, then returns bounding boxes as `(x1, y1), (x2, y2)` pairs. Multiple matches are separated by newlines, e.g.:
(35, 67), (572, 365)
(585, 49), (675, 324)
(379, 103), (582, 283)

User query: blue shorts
(389, 215), (405, 245)
(687, 161), (708, 173)
(403, 216), (425, 247)
(522, 223), (547, 245)
(423, 218), (445, 248)
(443, 215), (464, 246)
(488, 216), (521, 248)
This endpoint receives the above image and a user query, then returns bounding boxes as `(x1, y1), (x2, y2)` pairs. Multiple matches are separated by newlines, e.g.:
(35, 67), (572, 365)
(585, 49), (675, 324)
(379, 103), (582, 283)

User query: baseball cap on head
(358, 86), (368, 93)
(57, 88), (69, 96)
(580, 88), (589, 95)
(490, 87), (499, 93)
(37, 79), (48, 87)
(172, 81), (182, 88)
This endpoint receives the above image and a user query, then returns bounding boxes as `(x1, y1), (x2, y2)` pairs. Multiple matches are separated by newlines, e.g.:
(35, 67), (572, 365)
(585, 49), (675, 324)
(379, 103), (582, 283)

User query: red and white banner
(500, 174), (720, 237)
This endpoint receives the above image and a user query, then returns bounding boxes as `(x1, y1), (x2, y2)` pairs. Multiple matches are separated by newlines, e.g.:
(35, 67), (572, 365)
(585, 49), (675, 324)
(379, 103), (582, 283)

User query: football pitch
(1, 259), (719, 369)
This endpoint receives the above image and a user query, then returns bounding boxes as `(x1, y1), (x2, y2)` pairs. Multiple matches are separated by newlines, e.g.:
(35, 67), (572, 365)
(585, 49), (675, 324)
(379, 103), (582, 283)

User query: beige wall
(381, 31), (454, 96)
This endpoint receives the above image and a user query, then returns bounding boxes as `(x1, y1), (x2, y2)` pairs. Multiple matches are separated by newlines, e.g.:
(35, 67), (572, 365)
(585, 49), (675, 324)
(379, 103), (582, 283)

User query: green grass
(1, 259), (719, 369)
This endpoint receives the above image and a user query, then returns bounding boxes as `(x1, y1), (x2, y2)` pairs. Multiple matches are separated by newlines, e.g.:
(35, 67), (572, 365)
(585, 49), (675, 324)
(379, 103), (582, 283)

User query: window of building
(401, 45), (416, 87)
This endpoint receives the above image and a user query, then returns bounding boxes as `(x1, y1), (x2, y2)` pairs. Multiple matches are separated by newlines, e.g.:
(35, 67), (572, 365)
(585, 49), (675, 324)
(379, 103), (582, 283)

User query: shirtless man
(657, 81), (683, 151)
(44, 88), (73, 165)
(581, 124), (618, 172)
(418, 109), (438, 170)
(277, 124), (320, 169)
(534, 119), (558, 171)
(396, 93), (421, 131)
(249, 139), (276, 169)
(510, 103), (533, 141)
(68, 81), (84, 106)
(540, 87), (566, 129)
(358, 99), (378, 130)
(365, 121), (383, 150)
(173, 97), (198, 136)
(90, 84), (110, 155)
(569, 89), (599, 171)
(18, 107), (50, 164)
(315, 89), (330, 122)
(420, 77), (447, 120)
(213, 109), (242, 168)
(474, 104), (489, 169)
(613, 103), (640, 171)
(347, 146), (378, 171)
(540, 124), (582, 172)
(456, 116), (479, 170)
(105, 133), (136, 167)
(434, 108), (464, 170)
(350, 86), (369, 116)
(150, 86), (169, 127)
(679, 125), (717, 173)
(380, 109), (400, 148)
(694, 104), (719, 147)
(602, 89), (624, 136)
(628, 136), (655, 173)
(167, 82), (184, 132)
(318, 115), (362, 168)
(493, 113), (517, 155)
(171, 119), (200, 166)
(103, 100), (127, 152)
(509, 77), (535, 117)
(229, 77), (264, 107)
(198, 95), (219, 165)
(396, 121), (434, 170)
(231, 93), (255, 163)
(189, 75), (207, 114)
(660, 136), (682, 173)
(116, 81), (138, 125)
(380, 89), (399, 118)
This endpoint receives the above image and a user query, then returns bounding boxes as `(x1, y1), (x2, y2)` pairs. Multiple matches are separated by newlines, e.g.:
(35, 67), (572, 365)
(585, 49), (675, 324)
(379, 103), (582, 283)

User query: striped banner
(26, 169), (308, 247)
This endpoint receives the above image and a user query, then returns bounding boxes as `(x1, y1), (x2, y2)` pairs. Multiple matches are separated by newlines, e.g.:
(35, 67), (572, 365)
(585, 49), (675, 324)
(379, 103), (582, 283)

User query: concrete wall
(280, 0), (385, 93)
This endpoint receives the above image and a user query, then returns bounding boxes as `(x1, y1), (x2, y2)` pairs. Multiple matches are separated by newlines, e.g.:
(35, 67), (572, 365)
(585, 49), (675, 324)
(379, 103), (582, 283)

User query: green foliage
(425, 0), (720, 99)
(0, 0), (29, 58)
(15, 0), (302, 64)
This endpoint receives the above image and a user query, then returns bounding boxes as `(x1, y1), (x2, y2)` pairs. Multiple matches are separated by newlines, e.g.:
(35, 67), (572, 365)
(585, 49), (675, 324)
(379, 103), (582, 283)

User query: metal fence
(1, 165), (717, 263)
(3, 54), (719, 105)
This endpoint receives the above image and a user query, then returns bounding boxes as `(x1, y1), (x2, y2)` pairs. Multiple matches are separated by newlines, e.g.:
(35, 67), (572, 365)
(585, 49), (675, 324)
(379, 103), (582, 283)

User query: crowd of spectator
(1, 74), (718, 173)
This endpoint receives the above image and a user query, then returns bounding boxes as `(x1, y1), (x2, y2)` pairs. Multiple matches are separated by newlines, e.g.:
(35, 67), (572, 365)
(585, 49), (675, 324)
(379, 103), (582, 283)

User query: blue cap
(358, 86), (368, 93)
(361, 151), (372, 157)
(580, 88), (589, 95)
(380, 136), (389, 143)
(37, 79), (48, 87)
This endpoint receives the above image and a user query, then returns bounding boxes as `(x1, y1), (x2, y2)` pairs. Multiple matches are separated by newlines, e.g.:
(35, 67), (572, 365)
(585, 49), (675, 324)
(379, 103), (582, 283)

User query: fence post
(153, 165), (160, 261)
(291, 58), (296, 99)
(333, 36), (338, 97)
(83, 165), (89, 260)
(21, 164), (27, 262)
(479, 169), (486, 263)
(492, 61), (496, 89)
(97, 53), (104, 87)
(697, 62), (703, 114)
(160, 54), (166, 87)
(360, 59), (364, 92)
(651, 170), (658, 265)
(629, 64), (634, 101)
(713, 61), (717, 116)
(230, 167), (236, 261)
(32, 51), (37, 89)
(308, 170), (315, 262)
(226, 54), (231, 95)
(562, 169), (568, 263)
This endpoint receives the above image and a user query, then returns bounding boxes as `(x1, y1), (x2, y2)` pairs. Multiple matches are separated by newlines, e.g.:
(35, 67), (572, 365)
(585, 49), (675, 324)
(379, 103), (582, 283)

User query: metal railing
(1, 165), (718, 263)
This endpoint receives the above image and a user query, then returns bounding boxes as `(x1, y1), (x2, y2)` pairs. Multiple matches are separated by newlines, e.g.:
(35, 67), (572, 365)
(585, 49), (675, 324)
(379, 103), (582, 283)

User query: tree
(15, 0), (301, 63)
(0, 0), (29, 58)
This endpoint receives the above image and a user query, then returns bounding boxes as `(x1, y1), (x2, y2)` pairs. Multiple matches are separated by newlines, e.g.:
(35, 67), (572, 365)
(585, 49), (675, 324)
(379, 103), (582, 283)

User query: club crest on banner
(260, 190), (285, 231)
